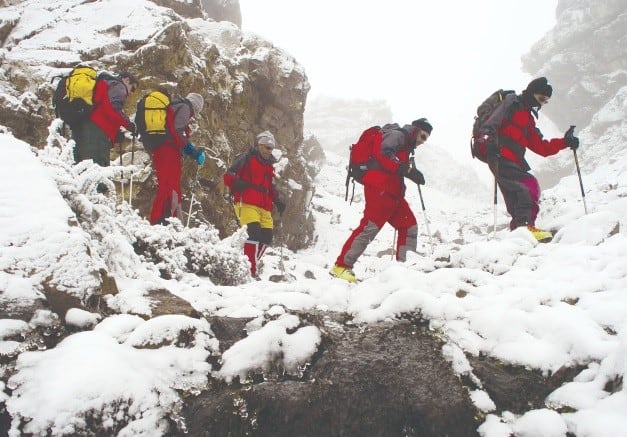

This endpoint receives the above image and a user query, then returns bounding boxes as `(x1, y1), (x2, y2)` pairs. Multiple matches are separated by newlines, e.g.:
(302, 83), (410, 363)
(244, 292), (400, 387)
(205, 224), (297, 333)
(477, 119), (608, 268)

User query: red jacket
(362, 124), (417, 197)
(90, 78), (131, 144)
(223, 149), (277, 211)
(498, 103), (566, 170)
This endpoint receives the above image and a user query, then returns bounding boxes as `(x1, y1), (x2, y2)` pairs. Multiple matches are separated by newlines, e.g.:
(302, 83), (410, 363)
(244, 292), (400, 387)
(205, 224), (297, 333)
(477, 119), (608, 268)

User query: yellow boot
(330, 265), (357, 283)
(527, 225), (553, 242)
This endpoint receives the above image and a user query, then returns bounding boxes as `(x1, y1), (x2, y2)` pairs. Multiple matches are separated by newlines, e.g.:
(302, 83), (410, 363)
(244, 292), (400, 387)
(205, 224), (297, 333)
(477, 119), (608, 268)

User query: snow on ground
(1, 127), (626, 436)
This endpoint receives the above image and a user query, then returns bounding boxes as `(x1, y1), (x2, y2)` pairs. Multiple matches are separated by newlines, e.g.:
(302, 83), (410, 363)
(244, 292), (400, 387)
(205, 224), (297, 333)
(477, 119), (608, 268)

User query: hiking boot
(330, 265), (357, 283)
(527, 225), (553, 242)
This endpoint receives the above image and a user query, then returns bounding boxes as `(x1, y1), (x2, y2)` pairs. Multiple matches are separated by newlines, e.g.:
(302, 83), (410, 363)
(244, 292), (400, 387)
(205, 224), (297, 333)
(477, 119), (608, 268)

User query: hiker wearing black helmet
(73, 71), (139, 169)
(331, 119), (433, 283)
(475, 77), (580, 241)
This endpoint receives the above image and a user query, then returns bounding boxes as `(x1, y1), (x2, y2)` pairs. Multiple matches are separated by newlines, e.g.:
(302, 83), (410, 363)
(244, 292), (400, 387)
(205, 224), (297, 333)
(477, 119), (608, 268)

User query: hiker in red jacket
(73, 72), (138, 168)
(223, 131), (286, 279)
(149, 93), (205, 225)
(478, 77), (580, 241)
(330, 119), (433, 283)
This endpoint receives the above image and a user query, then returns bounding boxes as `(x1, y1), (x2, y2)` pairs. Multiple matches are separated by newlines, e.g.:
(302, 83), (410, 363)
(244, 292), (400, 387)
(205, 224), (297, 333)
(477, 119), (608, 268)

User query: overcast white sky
(238, 0), (559, 154)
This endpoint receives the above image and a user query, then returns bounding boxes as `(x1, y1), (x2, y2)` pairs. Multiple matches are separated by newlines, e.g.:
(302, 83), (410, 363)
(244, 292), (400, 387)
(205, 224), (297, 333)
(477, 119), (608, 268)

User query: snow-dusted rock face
(522, 0), (626, 133)
(522, 0), (627, 187)
(0, 0), (322, 249)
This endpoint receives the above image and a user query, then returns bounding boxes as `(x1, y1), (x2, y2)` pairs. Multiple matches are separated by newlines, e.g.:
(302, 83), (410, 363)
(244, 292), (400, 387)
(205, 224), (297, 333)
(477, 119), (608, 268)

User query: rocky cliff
(521, 0), (627, 187)
(0, 0), (323, 250)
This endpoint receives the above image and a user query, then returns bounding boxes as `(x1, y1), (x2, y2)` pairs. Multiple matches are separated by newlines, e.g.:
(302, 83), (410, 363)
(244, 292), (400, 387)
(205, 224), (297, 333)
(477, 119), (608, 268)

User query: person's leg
(236, 205), (266, 277)
(493, 161), (535, 230)
(256, 211), (274, 266)
(150, 146), (182, 224)
(388, 199), (418, 261)
(75, 121), (111, 166)
(334, 185), (398, 269)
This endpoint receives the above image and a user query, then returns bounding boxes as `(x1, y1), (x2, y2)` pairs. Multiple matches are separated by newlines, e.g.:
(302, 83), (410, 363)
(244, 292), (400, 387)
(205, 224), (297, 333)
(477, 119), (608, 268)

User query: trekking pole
(493, 178), (498, 239)
(118, 138), (125, 203)
(129, 133), (136, 206)
(410, 156), (433, 253)
(391, 229), (397, 260)
(186, 150), (204, 227)
(567, 125), (588, 214)
(278, 212), (285, 275)
(417, 184), (434, 254)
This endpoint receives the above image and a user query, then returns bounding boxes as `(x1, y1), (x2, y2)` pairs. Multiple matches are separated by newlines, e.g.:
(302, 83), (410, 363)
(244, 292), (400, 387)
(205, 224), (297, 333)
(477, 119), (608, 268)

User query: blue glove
(195, 149), (206, 165)
(183, 142), (195, 156)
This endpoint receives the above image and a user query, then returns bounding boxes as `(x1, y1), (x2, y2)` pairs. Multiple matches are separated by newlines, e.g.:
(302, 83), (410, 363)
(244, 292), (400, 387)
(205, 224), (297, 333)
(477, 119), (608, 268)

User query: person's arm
(375, 129), (406, 173)
(223, 153), (250, 189)
(166, 103), (193, 148)
(106, 79), (131, 128)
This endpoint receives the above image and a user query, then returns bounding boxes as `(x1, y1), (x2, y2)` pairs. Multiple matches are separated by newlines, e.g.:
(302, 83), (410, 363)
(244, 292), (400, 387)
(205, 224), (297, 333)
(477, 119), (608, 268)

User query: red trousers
(336, 184), (417, 268)
(150, 146), (183, 225)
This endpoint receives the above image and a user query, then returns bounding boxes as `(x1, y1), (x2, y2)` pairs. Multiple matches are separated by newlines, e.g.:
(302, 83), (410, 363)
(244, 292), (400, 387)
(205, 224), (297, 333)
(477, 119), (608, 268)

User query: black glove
(397, 163), (409, 176)
(407, 167), (425, 185)
(565, 134), (579, 150)
(128, 122), (137, 136)
(564, 126), (579, 150)
(232, 179), (249, 191)
(115, 130), (125, 144)
(274, 199), (286, 214)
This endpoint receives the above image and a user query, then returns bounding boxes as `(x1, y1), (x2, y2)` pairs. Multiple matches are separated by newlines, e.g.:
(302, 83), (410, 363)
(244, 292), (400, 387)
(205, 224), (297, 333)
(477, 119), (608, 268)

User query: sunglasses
(536, 95), (550, 105)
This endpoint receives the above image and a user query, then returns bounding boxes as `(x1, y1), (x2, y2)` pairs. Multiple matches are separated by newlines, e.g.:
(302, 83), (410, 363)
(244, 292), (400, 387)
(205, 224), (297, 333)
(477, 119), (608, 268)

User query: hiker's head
(186, 93), (204, 116)
(411, 118), (433, 146)
(119, 72), (139, 93)
(255, 130), (276, 160)
(524, 77), (552, 107)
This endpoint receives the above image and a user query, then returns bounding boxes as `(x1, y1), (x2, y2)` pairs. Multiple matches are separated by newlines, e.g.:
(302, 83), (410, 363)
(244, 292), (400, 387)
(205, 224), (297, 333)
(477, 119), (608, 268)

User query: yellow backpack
(65, 66), (98, 106)
(135, 91), (193, 152)
(52, 65), (99, 127)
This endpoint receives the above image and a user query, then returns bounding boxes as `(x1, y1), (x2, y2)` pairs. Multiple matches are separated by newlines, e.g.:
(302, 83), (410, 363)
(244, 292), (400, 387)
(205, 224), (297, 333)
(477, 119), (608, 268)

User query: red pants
(150, 146), (182, 225)
(336, 184), (417, 268)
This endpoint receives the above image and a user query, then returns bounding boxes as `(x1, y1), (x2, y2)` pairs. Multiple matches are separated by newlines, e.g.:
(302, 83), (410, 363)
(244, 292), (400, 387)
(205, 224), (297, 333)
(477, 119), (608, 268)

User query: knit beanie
(525, 77), (553, 97)
(186, 93), (204, 115)
(411, 118), (433, 134)
(256, 130), (276, 147)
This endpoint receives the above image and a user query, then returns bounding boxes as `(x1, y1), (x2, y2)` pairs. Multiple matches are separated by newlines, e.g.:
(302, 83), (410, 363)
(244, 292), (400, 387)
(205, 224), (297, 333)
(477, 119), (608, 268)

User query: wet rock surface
(183, 315), (479, 436)
(468, 355), (586, 414)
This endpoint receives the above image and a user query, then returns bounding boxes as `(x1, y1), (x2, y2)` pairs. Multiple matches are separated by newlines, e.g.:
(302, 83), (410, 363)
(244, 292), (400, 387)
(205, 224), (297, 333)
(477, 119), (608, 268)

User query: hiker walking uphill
(141, 92), (206, 225)
(71, 71), (139, 168)
(331, 118), (433, 284)
(223, 131), (286, 279)
(473, 77), (580, 241)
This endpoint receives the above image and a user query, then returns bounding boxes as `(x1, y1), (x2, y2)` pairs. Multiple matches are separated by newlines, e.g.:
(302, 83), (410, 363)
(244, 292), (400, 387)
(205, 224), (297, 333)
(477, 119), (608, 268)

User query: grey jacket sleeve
(107, 79), (130, 124)
(380, 129), (406, 163)
(173, 102), (193, 140)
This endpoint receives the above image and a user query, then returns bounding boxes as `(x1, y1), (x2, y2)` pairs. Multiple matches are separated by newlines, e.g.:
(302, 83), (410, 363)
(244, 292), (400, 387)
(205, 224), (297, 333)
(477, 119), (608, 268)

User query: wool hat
(119, 72), (139, 86)
(256, 130), (276, 147)
(411, 118), (433, 134)
(525, 77), (553, 97)
(186, 93), (204, 115)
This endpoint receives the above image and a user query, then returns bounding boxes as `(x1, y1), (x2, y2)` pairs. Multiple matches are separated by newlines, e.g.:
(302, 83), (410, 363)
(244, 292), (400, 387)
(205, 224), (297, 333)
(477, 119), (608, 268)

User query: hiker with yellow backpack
(134, 91), (205, 225)
(55, 67), (139, 169)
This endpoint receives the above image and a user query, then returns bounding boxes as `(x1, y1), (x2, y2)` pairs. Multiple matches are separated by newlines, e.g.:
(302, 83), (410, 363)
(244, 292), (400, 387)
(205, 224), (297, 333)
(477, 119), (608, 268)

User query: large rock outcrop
(522, 0), (626, 133)
(0, 0), (322, 250)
